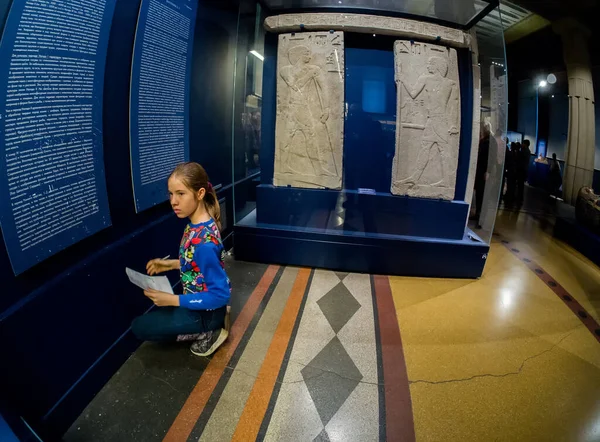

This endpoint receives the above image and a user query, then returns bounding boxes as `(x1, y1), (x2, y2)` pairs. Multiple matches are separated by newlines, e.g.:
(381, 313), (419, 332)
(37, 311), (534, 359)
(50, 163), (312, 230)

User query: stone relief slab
(265, 13), (469, 48)
(391, 40), (461, 200)
(274, 31), (344, 189)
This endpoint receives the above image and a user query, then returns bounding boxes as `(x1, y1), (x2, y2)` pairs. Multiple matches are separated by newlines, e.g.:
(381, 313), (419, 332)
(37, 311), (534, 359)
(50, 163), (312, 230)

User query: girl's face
(168, 176), (205, 219)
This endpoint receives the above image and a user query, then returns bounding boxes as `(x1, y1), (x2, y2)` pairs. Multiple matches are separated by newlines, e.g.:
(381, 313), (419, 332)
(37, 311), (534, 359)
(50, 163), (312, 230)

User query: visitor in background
(502, 141), (515, 203)
(516, 139), (531, 204)
(132, 162), (231, 357)
(471, 122), (490, 228)
(548, 153), (563, 198)
(505, 141), (520, 205)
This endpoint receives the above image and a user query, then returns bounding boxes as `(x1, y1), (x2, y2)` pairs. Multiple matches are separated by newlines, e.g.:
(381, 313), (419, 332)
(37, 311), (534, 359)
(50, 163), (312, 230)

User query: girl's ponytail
(204, 183), (221, 231)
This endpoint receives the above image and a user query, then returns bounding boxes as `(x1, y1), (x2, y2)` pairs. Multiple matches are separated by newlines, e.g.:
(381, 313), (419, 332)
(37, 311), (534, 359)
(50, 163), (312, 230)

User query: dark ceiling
(510, 0), (599, 26)
(508, 0), (600, 63)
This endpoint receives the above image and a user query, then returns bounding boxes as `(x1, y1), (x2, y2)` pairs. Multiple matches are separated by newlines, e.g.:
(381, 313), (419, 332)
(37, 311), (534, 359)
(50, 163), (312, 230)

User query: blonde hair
(170, 162), (221, 230)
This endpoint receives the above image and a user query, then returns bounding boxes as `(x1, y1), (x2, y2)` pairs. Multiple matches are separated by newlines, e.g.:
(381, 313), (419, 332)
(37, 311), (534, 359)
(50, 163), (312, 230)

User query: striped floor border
(497, 236), (600, 344)
(163, 268), (416, 441)
(373, 275), (416, 442)
(163, 265), (281, 442)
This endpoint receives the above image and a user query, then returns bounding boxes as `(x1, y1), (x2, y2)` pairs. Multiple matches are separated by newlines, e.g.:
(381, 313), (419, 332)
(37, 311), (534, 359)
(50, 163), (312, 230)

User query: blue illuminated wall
(517, 79), (537, 149)
(344, 48), (395, 192)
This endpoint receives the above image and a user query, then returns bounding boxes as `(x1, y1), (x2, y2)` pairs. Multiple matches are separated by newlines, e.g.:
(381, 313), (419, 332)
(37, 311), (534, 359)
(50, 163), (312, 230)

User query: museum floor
(64, 189), (600, 442)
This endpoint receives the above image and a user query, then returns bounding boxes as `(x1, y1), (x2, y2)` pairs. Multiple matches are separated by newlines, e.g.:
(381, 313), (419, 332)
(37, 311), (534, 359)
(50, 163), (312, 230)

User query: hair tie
(207, 182), (213, 191)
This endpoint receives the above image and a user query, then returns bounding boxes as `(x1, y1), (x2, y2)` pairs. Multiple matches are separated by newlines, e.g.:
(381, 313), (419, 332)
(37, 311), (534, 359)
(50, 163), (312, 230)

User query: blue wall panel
(130, 0), (198, 212)
(0, 0), (116, 274)
(0, 0), (240, 439)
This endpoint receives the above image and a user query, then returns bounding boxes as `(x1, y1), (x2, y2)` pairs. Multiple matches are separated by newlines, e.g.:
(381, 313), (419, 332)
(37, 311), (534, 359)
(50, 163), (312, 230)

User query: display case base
(554, 216), (600, 268)
(256, 185), (470, 240)
(235, 211), (489, 279)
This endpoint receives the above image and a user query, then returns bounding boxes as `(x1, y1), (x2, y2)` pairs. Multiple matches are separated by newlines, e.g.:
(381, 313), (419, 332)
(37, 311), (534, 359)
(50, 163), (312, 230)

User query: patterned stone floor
(65, 205), (600, 442)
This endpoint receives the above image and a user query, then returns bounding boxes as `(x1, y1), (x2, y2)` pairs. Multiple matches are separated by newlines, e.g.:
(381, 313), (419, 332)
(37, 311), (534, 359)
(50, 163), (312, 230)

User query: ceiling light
(539, 80), (547, 88)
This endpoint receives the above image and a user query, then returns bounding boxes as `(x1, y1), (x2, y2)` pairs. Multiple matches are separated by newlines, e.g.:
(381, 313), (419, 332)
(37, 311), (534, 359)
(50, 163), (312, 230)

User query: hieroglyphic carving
(265, 13), (470, 48)
(391, 40), (461, 200)
(274, 31), (344, 189)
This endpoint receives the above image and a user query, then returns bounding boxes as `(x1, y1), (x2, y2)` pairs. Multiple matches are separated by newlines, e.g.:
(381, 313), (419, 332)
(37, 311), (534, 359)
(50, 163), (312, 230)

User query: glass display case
(231, 0), (507, 278)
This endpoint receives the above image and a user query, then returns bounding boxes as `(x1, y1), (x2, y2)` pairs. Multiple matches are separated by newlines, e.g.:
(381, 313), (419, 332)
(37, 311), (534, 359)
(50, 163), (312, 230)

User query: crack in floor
(196, 329), (579, 390)
(134, 357), (184, 394)
(409, 329), (578, 386)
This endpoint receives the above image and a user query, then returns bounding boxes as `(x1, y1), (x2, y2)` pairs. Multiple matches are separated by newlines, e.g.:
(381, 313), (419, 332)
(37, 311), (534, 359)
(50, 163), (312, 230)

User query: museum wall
(516, 79), (537, 148)
(0, 0), (240, 439)
(547, 81), (569, 160)
(515, 77), (600, 192)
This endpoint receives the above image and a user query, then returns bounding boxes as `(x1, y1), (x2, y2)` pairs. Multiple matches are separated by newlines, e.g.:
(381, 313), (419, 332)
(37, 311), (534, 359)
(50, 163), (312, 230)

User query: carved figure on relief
(274, 32), (344, 189)
(391, 40), (461, 200)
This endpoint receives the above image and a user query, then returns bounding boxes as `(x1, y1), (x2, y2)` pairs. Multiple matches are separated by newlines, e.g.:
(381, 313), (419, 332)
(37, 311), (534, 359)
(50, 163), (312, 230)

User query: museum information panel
(130, 0), (198, 212)
(0, 0), (116, 275)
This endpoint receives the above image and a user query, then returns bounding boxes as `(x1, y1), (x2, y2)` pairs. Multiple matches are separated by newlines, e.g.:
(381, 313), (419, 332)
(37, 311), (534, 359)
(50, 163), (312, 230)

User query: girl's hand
(143, 289), (180, 307)
(146, 258), (178, 275)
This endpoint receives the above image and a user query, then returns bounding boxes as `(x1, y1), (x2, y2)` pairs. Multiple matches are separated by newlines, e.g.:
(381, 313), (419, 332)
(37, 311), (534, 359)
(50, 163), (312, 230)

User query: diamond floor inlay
(301, 336), (363, 425)
(313, 429), (331, 442)
(317, 282), (362, 334)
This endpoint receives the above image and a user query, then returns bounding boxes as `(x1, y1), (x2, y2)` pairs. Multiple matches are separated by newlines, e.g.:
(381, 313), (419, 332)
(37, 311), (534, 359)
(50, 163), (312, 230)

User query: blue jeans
(132, 306), (226, 342)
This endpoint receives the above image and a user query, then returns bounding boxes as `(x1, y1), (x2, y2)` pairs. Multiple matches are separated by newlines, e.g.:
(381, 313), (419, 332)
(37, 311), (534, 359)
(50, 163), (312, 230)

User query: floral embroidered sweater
(178, 219), (230, 310)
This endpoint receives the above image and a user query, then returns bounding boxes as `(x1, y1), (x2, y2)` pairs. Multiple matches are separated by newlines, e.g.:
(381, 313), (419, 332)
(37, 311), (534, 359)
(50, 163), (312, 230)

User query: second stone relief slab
(274, 31), (344, 189)
(391, 40), (461, 200)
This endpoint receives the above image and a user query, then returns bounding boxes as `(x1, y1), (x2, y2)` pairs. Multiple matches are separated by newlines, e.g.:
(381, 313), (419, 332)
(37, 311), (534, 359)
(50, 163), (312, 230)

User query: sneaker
(189, 331), (213, 353)
(176, 332), (207, 342)
(190, 328), (229, 357)
(224, 306), (231, 332)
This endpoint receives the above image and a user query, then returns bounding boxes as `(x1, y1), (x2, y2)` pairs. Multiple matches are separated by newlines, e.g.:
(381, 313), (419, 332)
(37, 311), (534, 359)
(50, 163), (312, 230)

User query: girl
(132, 162), (230, 357)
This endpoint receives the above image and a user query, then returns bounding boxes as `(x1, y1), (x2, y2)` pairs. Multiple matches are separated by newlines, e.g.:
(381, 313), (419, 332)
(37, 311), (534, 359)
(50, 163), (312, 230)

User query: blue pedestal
(256, 185), (470, 240)
(235, 211), (488, 279)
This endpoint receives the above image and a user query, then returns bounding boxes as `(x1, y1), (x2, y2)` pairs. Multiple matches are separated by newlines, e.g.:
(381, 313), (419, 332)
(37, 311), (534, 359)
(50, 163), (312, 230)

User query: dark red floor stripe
(499, 238), (600, 344)
(373, 275), (416, 442)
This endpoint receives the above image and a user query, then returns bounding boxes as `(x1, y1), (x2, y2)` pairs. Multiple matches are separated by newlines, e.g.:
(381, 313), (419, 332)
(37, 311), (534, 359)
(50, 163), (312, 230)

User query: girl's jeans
(132, 306), (226, 342)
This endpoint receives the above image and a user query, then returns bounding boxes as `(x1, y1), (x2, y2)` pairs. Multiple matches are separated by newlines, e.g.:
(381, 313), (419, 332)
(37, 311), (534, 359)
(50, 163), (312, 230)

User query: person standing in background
(516, 139), (531, 204)
(548, 153), (563, 199)
(471, 123), (490, 228)
(504, 142), (520, 205)
(502, 141), (515, 203)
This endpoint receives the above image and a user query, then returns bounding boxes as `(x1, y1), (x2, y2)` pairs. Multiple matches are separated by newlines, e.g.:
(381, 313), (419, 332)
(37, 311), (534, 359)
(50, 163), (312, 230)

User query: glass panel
(233, 1), (267, 224)
(260, 0), (487, 27)
(233, 3), (507, 267)
(467, 4), (508, 244)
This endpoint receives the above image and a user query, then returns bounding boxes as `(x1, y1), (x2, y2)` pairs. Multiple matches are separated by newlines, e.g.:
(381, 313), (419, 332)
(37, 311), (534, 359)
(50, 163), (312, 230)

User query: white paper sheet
(126, 268), (174, 294)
